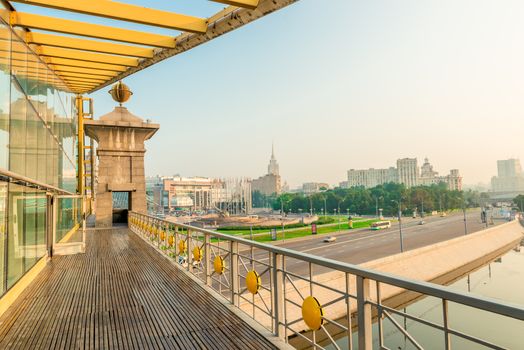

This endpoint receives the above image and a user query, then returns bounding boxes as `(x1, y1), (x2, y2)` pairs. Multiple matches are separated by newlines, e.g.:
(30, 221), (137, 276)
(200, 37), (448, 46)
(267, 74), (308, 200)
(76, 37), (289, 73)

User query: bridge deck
(0, 227), (277, 350)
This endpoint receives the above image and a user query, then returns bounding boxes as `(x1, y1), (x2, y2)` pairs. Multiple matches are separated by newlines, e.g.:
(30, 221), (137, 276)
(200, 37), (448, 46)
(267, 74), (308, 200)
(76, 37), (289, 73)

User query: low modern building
(147, 176), (252, 214)
(302, 182), (330, 194)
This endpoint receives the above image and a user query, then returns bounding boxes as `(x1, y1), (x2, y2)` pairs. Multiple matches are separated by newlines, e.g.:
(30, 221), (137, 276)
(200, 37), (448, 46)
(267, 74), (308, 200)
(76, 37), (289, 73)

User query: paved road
(248, 210), (505, 276)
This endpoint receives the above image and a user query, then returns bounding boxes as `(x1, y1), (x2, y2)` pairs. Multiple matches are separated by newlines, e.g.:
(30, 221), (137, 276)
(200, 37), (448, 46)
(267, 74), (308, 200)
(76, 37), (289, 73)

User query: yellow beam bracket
(211, 0), (259, 9)
(11, 12), (177, 48)
(10, 0), (208, 33)
(27, 32), (155, 59)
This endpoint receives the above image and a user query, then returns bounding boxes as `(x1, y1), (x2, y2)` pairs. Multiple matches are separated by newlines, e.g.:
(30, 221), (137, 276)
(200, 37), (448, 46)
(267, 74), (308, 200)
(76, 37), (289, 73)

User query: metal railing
(129, 211), (524, 350)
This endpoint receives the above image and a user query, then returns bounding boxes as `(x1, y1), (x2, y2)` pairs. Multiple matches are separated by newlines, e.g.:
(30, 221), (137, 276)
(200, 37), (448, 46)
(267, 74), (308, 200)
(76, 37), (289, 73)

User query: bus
(370, 221), (391, 230)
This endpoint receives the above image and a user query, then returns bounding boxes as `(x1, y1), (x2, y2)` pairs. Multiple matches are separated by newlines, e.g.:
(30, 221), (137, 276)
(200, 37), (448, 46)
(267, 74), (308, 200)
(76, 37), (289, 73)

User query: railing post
(230, 241), (239, 306)
(271, 252), (285, 338)
(204, 233), (211, 286)
(187, 229), (193, 272)
(357, 276), (372, 350)
(443, 299), (451, 350)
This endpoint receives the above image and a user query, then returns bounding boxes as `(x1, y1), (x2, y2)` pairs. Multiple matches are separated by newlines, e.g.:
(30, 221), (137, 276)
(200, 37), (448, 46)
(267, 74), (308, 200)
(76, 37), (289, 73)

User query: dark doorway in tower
(112, 191), (130, 224)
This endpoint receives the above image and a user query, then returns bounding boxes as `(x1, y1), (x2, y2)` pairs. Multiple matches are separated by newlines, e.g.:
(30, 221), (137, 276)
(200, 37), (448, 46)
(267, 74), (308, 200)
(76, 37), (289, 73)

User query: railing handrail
(0, 167), (75, 195)
(132, 211), (524, 321)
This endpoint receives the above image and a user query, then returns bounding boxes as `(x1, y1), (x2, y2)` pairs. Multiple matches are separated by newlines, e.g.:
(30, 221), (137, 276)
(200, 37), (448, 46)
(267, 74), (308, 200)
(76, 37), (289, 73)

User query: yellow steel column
(76, 94), (84, 195)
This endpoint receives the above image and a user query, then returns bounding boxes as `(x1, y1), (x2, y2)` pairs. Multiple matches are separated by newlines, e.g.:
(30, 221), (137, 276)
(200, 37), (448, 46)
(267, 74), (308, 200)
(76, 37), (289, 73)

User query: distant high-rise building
(345, 167), (397, 188)
(497, 159), (522, 178)
(491, 159), (524, 194)
(397, 158), (419, 188)
(342, 157), (462, 190)
(252, 145), (282, 196)
(419, 158), (462, 191)
(420, 157), (439, 178)
(268, 143), (280, 176)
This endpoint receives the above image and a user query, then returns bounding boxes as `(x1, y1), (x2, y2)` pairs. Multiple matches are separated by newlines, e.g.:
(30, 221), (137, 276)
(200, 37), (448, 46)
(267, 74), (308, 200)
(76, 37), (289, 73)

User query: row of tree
(254, 183), (491, 216)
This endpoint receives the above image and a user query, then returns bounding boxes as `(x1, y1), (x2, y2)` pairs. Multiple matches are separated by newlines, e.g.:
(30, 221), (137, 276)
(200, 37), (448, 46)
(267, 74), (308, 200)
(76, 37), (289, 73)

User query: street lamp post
(323, 197), (327, 219)
(463, 201), (468, 235)
(392, 199), (404, 252)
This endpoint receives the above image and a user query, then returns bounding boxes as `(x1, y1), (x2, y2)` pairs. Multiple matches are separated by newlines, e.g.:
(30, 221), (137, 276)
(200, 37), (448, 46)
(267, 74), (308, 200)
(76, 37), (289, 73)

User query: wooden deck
(0, 226), (278, 350)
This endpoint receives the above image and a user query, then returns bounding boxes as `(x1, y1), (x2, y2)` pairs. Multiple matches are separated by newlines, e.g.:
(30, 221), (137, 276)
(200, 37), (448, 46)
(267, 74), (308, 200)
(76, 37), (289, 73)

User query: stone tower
(84, 83), (159, 227)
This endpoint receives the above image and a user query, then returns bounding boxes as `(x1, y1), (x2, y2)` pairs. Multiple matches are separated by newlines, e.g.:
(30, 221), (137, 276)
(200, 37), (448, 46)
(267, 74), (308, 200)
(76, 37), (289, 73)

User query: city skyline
(89, 0), (524, 187)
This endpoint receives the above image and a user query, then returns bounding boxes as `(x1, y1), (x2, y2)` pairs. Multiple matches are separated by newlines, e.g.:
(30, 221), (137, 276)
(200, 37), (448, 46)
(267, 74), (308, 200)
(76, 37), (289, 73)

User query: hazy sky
(83, 0), (524, 188)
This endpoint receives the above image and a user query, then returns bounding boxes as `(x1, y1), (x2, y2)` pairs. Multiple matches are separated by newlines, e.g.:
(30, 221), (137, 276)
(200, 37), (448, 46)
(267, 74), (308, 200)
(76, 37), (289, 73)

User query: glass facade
(0, 17), (78, 295)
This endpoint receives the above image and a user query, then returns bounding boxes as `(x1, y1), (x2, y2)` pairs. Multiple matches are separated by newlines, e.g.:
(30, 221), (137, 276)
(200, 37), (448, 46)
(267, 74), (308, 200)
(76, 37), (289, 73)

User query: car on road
(323, 236), (337, 243)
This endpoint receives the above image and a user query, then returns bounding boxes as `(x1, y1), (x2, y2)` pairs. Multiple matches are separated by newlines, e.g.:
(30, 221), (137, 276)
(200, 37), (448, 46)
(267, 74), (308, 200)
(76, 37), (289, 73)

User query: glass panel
(0, 20), (9, 170)
(9, 79), (26, 177)
(23, 188), (37, 269)
(35, 193), (46, 260)
(0, 181), (7, 296)
(56, 197), (75, 243)
(25, 105), (38, 180)
(7, 183), (25, 289)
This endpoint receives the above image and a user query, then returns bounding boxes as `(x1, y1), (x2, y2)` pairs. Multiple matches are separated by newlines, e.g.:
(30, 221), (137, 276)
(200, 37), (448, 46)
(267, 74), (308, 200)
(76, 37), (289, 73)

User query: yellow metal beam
(63, 79), (104, 86)
(56, 71), (112, 81)
(14, 73), (64, 85)
(27, 32), (154, 59)
(36, 46), (138, 66)
(10, 0), (208, 33)
(59, 76), (107, 84)
(43, 57), (127, 72)
(63, 78), (105, 84)
(50, 65), (118, 78)
(68, 83), (98, 89)
(14, 72), (67, 87)
(0, 56), (44, 70)
(210, 0), (259, 9)
(11, 12), (177, 48)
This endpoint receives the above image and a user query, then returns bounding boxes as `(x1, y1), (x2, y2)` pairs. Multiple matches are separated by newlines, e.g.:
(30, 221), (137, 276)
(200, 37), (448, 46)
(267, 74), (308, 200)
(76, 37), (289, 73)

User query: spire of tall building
(268, 143), (279, 176)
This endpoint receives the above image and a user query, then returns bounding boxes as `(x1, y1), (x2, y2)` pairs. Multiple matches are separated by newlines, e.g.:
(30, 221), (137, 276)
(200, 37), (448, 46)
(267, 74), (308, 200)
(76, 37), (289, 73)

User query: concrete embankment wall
(241, 220), (524, 338)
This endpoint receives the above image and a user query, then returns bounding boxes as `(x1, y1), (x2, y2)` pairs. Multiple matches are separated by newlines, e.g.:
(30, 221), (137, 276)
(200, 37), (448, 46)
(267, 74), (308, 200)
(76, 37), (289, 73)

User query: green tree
(513, 194), (524, 211)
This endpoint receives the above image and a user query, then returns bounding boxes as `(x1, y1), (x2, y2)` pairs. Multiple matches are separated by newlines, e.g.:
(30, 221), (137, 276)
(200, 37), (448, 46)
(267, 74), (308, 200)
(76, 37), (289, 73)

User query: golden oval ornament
(302, 296), (324, 330)
(246, 270), (261, 295)
(178, 240), (187, 253)
(213, 256), (225, 274)
(193, 247), (203, 262)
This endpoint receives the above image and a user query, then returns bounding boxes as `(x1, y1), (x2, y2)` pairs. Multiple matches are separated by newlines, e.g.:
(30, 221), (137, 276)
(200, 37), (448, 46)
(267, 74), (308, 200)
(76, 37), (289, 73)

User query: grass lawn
(227, 219), (379, 243)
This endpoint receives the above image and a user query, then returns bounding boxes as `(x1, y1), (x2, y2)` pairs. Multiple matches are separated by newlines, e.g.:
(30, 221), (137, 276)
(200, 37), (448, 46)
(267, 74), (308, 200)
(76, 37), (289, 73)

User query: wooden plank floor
(0, 227), (278, 350)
